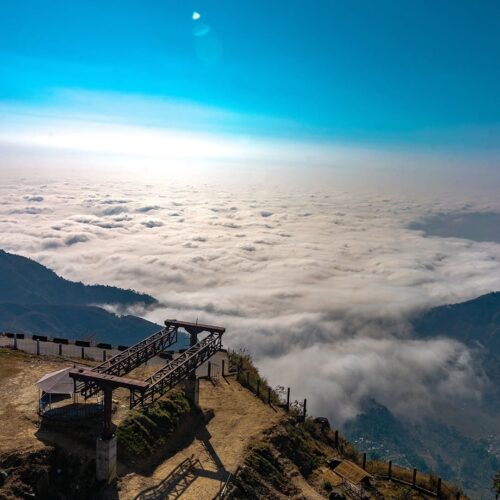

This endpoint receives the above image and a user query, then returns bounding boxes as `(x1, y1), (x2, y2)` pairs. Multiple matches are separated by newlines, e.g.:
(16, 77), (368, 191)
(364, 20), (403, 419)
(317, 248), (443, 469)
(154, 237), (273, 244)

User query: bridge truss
(76, 319), (225, 410)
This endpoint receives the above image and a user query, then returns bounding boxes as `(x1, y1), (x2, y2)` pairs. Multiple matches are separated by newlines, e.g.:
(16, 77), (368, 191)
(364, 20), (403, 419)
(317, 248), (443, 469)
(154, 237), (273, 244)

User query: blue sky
(1, 0), (499, 167)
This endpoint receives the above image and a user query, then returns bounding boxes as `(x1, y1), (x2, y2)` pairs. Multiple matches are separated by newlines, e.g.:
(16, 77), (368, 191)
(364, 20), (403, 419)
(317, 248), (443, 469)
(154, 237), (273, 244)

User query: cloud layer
(1, 168), (500, 423)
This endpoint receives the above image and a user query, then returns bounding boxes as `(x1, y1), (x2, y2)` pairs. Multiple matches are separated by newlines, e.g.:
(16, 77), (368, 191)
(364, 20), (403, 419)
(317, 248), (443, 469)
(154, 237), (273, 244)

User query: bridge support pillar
(184, 376), (199, 406)
(96, 435), (117, 483)
(184, 330), (200, 406)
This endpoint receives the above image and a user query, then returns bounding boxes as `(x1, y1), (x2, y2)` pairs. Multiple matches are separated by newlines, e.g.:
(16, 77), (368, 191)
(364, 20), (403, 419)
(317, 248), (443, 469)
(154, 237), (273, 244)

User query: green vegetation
(270, 419), (326, 476)
(116, 389), (194, 462)
(493, 470), (500, 499)
(228, 349), (283, 407)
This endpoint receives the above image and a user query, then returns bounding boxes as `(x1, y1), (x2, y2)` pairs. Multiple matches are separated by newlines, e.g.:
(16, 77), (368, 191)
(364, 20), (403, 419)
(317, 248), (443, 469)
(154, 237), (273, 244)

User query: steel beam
(79, 324), (178, 398)
(130, 331), (223, 409)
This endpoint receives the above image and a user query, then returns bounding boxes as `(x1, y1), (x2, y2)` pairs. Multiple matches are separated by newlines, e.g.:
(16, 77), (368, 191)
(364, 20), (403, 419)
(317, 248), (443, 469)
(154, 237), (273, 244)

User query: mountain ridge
(0, 250), (162, 345)
(0, 249), (156, 307)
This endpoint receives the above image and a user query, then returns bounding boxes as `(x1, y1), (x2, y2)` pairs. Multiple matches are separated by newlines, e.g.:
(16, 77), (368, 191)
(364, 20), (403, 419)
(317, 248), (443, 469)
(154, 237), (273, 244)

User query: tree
(493, 470), (500, 500)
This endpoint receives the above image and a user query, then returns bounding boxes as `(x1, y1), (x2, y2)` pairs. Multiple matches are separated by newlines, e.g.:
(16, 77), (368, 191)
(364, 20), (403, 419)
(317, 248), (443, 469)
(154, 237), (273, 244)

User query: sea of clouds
(1, 168), (500, 424)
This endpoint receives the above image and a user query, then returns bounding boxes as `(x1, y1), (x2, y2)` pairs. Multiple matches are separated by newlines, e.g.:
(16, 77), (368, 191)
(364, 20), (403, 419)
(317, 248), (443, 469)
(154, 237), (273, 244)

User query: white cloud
(1, 168), (500, 424)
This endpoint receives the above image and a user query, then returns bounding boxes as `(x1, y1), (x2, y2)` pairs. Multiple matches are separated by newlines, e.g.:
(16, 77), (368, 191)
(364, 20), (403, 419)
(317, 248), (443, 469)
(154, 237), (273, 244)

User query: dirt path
(0, 349), (71, 454)
(117, 377), (283, 500)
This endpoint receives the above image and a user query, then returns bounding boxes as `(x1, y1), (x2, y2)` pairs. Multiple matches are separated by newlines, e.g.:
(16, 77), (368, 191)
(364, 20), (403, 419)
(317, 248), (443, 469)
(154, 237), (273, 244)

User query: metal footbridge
(73, 319), (225, 411)
(130, 330), (223, 408)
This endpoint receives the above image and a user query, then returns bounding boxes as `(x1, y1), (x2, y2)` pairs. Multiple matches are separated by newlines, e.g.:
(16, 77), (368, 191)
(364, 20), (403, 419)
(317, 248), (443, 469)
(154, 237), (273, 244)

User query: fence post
(36, 339), (40, 355)
(335, 429), (339, 448)
(388, 460), (392, 480)
(267, 387), (271, 404)
(102, 350), (106, 362)
(437, 477), (441, 497)
(208, 361), (211, 379)
(256, 379), (260, 397)
(81, 347), (85, 359)
(362, 453), (366, 469)
(221, 359), (225, 377)
(412, 468), (417, 486)
(286, 387), (290, 411)
(58, 343), (62, 356)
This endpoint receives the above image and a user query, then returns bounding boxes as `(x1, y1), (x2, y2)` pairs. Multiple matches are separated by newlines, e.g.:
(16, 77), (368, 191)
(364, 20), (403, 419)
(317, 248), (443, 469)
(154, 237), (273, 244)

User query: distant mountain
(344, 399), (499, 499)
(413, 291), (500, 410)
(0, 250), (163, 345)
(0, 302), (160, 344)
(0, 249), (156, 307)
(344, 293), (500, 499)
(412, 291), (500, 354)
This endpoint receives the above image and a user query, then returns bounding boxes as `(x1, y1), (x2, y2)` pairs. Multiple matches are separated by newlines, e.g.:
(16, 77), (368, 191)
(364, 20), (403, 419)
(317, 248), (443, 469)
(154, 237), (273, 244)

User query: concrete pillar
(184, 330), (199, 406)
(184, 377), (199, 406)
(96, 436), (117, 483)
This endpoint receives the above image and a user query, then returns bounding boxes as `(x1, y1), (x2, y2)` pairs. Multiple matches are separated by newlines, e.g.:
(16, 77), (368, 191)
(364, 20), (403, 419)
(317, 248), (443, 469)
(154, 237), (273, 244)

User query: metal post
(437, 477), (441, 497)
(208, 361), (211, 379)
(221, 359), (225, 376)
(412, 468), (417, 486)
(81, 347), (85, 359)
(267, 387), (271, 404)
(256, 379), (260, 397)
(102, 386), (113, 440)
(303, 398), (307, 420)
(388, 460), (392, 480)
(58, 343), (62, 356)
(102, 350), (106, 362)
(362, 453), (366, 469)
(36, 339), (40, 355)
(286, 387), (290, 411)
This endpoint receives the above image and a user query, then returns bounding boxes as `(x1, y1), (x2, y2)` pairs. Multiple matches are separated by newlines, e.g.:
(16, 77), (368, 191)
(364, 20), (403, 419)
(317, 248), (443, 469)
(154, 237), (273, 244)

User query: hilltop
(0, 348), (466, 500)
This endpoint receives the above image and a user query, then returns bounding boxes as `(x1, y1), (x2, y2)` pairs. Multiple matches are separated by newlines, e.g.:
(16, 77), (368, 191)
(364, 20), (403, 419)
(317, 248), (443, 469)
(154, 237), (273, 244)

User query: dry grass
(367, 460), (464, 499)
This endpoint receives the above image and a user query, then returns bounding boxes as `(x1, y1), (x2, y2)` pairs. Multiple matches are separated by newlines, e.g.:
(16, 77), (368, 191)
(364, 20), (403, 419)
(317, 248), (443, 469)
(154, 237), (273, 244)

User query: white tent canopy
(36, 367), (75, 395)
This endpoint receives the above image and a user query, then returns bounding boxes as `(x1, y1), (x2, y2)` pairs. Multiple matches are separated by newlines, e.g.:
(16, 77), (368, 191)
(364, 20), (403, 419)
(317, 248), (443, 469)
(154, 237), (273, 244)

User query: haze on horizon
(1, 0), (500, 427)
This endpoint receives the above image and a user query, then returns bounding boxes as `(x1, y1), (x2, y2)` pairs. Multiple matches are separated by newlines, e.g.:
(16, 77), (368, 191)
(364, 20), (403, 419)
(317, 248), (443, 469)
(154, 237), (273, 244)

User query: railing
(130, 331), (223, 408)
(80, 325), (178, 398)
